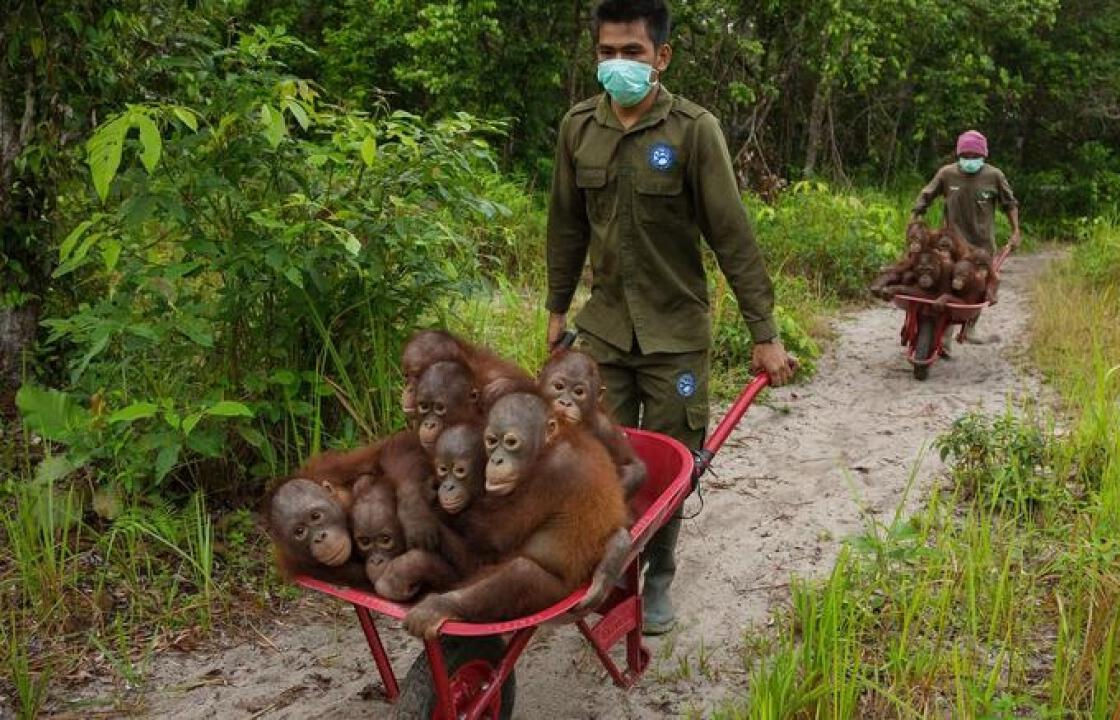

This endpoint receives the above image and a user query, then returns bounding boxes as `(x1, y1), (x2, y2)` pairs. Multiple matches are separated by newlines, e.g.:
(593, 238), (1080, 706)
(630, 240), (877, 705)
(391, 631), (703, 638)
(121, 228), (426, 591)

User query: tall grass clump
(0, 456), (268, 715)
(714, 220), (1120, 717)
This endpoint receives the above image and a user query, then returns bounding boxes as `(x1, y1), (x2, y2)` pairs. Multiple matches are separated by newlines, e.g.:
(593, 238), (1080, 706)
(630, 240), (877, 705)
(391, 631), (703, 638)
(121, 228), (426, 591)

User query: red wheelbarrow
(892, 245), (1012, 381)
(295, 372), (771, 719)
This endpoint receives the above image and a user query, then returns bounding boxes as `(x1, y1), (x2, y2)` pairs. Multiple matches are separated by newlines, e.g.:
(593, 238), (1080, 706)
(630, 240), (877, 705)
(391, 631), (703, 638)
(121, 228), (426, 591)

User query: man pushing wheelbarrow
(908, 129), (1022, 352)
(871, 130), (1021, 379)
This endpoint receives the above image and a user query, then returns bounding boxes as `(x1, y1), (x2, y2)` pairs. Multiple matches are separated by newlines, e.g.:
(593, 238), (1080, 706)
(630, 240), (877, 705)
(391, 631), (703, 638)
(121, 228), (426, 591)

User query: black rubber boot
(641, 516), (681, 635)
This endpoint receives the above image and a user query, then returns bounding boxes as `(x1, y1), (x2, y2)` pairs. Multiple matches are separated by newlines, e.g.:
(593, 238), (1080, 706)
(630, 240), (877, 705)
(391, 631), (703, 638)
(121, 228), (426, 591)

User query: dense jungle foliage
(4, 0), (1117, 497)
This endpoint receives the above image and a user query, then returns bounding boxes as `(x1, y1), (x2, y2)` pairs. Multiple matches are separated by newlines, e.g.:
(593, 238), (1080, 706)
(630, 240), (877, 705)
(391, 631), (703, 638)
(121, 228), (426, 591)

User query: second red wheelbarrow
(892, 244), (1012, 380)
(295, 372), (771, 719)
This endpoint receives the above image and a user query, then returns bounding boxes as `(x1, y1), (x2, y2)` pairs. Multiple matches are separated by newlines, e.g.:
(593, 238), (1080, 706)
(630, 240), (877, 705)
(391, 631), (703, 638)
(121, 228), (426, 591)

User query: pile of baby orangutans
(869, 221), (1000, 308)
(264, 330), (648, 638)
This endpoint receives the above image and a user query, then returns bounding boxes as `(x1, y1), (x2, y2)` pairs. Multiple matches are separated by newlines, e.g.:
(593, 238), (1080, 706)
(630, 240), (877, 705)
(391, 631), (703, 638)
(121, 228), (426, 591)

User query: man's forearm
(1006, 206), (1020, 233)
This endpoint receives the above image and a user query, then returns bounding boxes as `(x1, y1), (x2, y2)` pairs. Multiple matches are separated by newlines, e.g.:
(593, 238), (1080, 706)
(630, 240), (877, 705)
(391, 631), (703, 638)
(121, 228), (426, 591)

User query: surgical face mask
(597, 59), (656, 107)
(958, 157), (985, 174)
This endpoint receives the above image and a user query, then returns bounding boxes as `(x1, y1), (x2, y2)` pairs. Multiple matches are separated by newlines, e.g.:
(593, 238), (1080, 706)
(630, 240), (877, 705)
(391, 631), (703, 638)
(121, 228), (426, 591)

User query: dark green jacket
(546, 87), (777, 354)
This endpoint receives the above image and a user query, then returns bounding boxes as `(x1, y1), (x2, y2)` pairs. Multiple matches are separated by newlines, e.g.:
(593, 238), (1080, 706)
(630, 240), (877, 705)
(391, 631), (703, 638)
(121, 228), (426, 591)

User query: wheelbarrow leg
(424, 636), (456, 720)
(576, 559), (650, 688)
(624, 559), (648, 680)
(354, 604), (400, 702)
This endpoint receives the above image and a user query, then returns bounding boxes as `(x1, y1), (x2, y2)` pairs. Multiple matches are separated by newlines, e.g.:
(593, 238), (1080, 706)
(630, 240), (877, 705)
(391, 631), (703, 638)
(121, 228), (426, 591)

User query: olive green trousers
(576, 331), (710, 604)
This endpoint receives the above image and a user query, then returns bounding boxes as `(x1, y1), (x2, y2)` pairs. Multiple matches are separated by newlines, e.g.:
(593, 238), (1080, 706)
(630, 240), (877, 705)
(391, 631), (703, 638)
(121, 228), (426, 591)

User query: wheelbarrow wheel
(913, 317), (935, 381)
(395, 636), (515, 720)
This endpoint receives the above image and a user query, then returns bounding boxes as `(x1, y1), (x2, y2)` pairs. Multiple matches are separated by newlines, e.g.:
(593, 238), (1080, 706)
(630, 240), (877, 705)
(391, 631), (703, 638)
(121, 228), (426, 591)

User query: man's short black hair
(592, 0), (671, 47)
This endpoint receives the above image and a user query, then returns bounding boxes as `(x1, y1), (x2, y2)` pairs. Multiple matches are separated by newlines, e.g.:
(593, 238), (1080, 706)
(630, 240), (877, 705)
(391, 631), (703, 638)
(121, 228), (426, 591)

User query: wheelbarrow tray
(296, 427), (694, 634)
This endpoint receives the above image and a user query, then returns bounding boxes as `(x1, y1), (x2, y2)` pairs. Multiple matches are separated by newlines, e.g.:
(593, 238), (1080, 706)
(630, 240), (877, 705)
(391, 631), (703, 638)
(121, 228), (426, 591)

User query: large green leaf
(87, 114), (130, 203)
(260, 103), (286, 148)
(15, 385), (91, 442)
(107, 402), (160, 424)
(136, 114), (162, 172)
(205, 401), (254, 418)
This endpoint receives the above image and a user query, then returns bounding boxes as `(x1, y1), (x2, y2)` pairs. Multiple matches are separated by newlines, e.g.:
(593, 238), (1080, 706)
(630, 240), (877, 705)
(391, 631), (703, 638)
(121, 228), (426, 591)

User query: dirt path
(122, 252), (1054, 719)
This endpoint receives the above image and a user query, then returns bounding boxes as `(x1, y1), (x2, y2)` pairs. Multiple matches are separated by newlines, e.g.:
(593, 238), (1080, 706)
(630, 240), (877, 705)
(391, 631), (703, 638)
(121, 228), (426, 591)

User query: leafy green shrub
(21, 27), (526, 495)
(1018, 142), (1120, 221)
(711, 272), (823, 390)
(1070, 218), (1120, 288)
(936, 411), (1071, 517)
(746, 181), (906, 300)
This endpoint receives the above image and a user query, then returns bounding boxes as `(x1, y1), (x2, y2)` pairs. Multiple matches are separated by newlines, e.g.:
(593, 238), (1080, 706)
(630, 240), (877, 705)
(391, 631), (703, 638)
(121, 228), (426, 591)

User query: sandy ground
(56, 252), (1054, 719)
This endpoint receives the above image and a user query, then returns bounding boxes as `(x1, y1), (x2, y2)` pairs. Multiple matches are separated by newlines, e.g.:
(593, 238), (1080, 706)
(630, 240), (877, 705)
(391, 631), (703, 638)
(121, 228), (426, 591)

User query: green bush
(936, 411), (1071, 517)
(747, 181), (906, 300)
(19, 27), (527, 496)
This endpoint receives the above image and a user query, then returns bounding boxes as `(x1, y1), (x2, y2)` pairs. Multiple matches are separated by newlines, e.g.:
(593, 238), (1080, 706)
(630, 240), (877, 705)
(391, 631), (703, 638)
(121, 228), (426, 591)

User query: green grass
(0, 446), (279, 716)
(715, 220), (1120, 718)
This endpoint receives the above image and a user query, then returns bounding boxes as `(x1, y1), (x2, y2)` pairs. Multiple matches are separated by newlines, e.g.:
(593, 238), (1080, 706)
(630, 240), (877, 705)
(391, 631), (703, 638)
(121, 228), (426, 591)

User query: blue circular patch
(676, 371), (696, 398)
(648, 142), (676, 172)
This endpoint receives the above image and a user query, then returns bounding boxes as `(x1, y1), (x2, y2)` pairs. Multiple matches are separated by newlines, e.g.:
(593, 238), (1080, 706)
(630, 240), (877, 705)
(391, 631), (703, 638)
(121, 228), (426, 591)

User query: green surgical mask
(958, 157), (985, 174)
(597, 59), (656, 107)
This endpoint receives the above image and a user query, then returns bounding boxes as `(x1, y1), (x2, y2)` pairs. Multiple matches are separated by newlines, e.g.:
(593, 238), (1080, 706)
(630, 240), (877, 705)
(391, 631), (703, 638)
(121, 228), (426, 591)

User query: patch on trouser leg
(675, 371), (697, 398)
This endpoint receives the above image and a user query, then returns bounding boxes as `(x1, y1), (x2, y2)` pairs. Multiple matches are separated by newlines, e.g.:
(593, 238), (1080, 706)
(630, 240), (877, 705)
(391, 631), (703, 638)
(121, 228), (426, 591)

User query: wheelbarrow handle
(993, 243), (1013, 273)
(693, 371), (770, 480)
(550, 329), (578, 354)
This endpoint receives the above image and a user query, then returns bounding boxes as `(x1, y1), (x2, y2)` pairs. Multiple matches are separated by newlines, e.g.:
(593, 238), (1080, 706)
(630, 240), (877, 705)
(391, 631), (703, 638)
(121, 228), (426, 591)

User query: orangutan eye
(309, 511), (323, 523)
(436, 463), (449, 476)
(484, 434), (498, 449)
(418, 402), (431, 414)
(376, 534), (394, 550)
(435, 403), (446, 416)
(294, 526), (307, 540)
(453, 465), (467, 478)
(503, 434), (520, 450)
(356, 536), (371, 549)
(553, 381), (564, 392)
(573, 387), (586, 397)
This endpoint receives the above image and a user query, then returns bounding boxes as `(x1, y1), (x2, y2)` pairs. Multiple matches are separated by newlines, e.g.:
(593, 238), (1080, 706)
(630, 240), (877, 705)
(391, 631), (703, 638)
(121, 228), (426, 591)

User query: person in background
(911, 130), (1021, 345)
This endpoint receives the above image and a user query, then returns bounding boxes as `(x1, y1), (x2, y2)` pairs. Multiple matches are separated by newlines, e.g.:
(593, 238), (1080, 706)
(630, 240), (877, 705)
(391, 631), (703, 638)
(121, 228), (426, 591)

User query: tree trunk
(0, 304), (39, 416)
(803, 79), (828, 177)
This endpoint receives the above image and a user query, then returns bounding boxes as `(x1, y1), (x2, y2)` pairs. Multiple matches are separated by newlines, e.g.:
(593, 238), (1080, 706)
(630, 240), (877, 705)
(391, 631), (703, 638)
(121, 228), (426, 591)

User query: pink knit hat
(956, 130), (988, 157)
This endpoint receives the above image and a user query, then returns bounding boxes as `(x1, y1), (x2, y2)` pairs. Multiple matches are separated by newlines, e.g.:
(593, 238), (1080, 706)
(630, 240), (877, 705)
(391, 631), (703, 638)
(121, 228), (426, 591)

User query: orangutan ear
(546, 417), (560, 445)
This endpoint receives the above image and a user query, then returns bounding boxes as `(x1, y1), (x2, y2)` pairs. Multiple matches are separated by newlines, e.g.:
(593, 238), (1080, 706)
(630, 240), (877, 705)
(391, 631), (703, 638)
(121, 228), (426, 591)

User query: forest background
(1, 0), (1118, 717)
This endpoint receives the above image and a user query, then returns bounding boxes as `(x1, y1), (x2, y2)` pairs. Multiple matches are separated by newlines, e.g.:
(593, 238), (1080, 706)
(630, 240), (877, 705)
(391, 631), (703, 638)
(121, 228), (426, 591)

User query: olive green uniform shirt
(912, 163), (1018, 253)
(546, 88), (778, 354)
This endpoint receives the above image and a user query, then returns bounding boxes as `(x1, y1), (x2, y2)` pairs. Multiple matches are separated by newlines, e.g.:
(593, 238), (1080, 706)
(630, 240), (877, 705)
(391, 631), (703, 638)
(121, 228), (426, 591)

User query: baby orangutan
(414, 361), (482, 453)
(931, 258), (986, 309)
(433, 424), (487, 519)
(349, 479), (462, 599)
(879, 251), (944, 299)
(404, 393), (629, 638)
(362, 426), (485, 601)
(871, 224), (932, 298)
(537, 350), (647, 498)
(400, 330), (534, 418)
(264, 479), (370, 587)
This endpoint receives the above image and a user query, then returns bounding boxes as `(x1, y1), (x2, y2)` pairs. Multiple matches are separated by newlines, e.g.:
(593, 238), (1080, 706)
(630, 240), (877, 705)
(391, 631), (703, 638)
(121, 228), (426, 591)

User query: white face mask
(958, 157), (985, 174)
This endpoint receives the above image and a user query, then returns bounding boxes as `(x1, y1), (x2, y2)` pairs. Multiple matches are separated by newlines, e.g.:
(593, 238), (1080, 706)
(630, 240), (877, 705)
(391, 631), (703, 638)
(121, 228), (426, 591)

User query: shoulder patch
(570, 95), (602, 115)
(671, 97), (707, 119)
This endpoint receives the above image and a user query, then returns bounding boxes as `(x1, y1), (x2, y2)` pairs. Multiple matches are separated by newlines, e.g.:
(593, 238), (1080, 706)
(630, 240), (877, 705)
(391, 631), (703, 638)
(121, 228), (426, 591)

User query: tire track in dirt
(119, 252), (1054, 719)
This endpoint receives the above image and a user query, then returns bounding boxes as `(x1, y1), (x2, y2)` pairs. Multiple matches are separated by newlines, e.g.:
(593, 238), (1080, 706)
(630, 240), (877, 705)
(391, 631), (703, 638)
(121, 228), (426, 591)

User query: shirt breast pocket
(975, 188), (997, 205)
(577, 167), (611, 223)
(636, 170), (688, 227)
